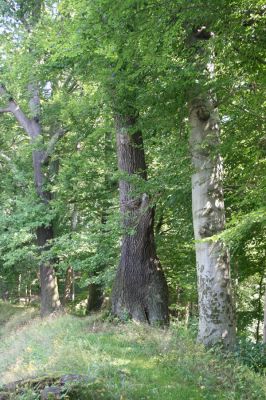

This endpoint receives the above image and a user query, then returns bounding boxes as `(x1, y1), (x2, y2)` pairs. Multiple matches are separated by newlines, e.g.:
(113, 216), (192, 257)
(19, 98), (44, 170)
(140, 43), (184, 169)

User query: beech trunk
(189, 99), (236, 347)
(112, 115), (168, 325)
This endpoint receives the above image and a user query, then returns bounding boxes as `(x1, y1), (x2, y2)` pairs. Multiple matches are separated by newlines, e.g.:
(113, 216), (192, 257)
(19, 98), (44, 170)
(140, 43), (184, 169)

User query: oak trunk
(112, 115), (169, 325)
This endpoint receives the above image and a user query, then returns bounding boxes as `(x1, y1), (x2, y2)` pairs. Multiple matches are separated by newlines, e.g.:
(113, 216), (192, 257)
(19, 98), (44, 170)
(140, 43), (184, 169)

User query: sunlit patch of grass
(0, 308), (265, 399)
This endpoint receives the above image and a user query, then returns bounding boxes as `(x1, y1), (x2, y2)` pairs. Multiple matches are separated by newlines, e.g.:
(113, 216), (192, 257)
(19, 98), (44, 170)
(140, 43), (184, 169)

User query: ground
(0, 302), (265, 399)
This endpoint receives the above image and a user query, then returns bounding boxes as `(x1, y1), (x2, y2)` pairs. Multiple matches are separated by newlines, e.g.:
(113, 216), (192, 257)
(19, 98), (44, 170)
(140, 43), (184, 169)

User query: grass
(0, 302), (37, 337)
(0, 302), (23, 328)
(0, 303), (266, 399)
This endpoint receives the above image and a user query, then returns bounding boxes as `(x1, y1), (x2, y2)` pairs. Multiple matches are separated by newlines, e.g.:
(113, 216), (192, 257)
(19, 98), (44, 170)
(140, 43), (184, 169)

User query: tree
(187, 22), (236, 347)
(189, 96), (235, 347)
(112, 114), (169, 324)
(0, 85), (61, 316)
(0, 1), (61, 315)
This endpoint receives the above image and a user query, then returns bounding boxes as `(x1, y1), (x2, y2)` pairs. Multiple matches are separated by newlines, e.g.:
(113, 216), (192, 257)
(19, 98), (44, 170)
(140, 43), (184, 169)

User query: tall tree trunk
(189, 98), (236, 347)
(112, 115), (169, 325)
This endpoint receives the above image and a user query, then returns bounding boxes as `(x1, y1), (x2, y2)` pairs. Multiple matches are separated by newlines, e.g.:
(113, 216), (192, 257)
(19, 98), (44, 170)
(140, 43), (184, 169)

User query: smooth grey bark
(0, 84), (61, 316)
(112, 115), (169, 325)
(189, 98), (236, 347)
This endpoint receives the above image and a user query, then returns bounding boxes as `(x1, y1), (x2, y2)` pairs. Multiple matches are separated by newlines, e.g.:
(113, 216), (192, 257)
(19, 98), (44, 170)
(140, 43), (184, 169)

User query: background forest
(0, 0), (265, 398)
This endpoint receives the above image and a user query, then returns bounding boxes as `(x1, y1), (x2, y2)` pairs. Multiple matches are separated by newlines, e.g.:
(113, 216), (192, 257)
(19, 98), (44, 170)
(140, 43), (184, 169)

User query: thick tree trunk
(112, 115), (169, 325)
(189, 98), (236, 348)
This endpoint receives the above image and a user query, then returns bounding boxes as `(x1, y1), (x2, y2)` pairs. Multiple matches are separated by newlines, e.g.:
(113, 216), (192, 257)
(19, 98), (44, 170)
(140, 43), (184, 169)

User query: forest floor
(0, 302), (265, 400)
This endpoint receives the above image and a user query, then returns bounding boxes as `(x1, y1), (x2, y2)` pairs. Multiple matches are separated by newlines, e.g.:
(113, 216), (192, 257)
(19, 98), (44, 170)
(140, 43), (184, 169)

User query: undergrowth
(0, 303), (265, 399)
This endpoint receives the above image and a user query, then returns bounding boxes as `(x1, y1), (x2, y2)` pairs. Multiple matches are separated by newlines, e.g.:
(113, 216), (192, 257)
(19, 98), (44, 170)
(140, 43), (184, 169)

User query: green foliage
(236, 338), (266, 374)
(0, 0), (265, 337)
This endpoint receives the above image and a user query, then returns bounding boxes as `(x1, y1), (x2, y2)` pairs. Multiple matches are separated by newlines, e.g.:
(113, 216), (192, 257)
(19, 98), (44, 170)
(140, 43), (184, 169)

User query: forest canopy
(0, 0), (265, 351)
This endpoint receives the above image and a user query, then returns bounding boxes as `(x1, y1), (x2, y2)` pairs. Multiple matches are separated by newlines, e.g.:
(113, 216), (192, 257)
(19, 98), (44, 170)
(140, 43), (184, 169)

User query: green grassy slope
(0, 303), (265, 399)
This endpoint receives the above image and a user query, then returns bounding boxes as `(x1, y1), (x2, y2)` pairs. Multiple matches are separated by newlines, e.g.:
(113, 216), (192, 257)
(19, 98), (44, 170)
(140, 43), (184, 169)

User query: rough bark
(189, 98), (236, 348)
(112, 115), (169, 325)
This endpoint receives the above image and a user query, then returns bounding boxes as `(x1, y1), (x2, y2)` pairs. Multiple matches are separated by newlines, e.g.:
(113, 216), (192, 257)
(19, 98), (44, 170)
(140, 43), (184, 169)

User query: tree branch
(0, 84), (35, 138)
(42, 128), (68, 164)
(0, 107), (12, 113)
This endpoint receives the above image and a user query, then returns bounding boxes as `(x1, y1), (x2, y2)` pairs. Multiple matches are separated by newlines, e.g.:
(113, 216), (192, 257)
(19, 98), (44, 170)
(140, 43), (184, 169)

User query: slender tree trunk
(112, 115), (169, 325)
(184, 303), (190, 327)
(63, 266), (75, 304)
(17, 274), (22, 303)
(189, 98), (236, 347)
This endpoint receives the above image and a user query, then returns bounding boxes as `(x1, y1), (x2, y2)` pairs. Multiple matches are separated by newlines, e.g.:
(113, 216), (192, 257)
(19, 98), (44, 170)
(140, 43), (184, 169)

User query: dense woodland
(0, 0), (265, 398)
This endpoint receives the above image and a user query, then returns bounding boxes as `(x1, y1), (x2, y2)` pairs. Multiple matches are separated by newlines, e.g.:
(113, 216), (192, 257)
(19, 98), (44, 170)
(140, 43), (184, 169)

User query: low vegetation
(0, 303), (265, 399)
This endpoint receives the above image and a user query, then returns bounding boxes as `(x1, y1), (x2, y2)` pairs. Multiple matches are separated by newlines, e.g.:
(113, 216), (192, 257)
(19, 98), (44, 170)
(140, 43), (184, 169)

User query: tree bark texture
(189, 98), (236, 347)
(112, 115), (169, 325)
